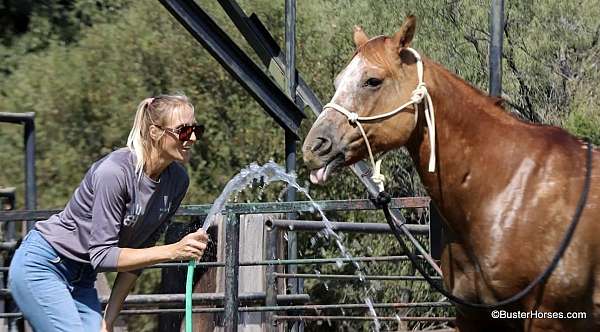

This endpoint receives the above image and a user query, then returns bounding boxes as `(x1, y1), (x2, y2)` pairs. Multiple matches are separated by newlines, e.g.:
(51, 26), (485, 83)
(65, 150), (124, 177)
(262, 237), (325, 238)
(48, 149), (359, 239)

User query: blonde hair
(126, 94), (194, 177)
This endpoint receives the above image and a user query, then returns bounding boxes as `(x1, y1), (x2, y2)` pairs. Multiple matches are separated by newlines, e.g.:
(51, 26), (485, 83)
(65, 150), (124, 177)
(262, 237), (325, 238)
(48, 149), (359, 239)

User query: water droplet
(357, 271), (366, 282)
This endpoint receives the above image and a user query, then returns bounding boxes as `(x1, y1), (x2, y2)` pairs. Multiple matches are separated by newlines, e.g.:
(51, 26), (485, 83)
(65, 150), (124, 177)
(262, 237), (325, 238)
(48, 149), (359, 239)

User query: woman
(8, 94), (208, 331)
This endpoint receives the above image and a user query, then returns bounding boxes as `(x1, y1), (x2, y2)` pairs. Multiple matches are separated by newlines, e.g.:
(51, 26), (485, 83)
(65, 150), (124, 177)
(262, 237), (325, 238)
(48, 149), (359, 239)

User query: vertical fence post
(489, 0), (504, 97)
(224, 213), (240, 331)
(24, 116), (36, 232)
(0, 188), (14, 331)
(0, 189), (16, 243)
(265, 224), (279, 331)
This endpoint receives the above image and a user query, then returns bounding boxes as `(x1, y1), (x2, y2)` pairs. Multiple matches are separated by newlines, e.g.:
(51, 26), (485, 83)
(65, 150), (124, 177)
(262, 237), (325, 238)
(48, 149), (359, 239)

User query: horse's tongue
(310, 167), (326, 184)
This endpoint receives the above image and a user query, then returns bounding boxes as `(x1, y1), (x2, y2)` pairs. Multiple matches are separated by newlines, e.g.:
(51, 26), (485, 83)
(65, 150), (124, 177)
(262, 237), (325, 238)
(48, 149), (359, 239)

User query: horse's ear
(393, 15), (416, 49)
(353, 25), (369, 48)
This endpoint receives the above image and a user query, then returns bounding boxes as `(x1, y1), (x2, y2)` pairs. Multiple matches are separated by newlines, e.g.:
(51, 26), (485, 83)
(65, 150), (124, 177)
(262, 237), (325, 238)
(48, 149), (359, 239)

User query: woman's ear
(149, 125), (163, 142)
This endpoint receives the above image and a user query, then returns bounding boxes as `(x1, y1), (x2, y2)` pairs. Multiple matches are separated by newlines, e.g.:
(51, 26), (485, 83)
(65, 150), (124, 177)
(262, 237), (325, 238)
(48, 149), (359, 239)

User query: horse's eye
(364, 78), (383, 88)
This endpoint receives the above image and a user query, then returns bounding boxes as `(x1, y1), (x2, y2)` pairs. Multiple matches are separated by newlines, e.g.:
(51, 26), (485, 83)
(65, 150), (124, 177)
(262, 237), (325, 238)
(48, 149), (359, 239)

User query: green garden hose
(185, 259), (196, 332)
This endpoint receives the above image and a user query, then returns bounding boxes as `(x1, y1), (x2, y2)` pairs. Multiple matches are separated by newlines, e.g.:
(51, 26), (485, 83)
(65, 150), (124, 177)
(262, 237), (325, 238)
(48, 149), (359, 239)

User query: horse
(301, 15), (600, 332)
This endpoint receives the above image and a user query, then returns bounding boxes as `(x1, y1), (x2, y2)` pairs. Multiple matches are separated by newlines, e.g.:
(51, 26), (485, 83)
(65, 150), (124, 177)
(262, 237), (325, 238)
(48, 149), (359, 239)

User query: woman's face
(157, 106), (197, 164)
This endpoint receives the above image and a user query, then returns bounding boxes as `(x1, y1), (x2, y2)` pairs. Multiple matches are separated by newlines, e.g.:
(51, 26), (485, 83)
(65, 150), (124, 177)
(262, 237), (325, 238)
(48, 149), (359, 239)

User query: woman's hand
(169, 230), (209, 261)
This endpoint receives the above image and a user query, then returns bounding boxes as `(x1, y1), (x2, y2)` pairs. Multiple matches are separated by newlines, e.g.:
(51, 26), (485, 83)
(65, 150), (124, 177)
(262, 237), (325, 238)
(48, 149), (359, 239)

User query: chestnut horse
(302, 16), (600, 332)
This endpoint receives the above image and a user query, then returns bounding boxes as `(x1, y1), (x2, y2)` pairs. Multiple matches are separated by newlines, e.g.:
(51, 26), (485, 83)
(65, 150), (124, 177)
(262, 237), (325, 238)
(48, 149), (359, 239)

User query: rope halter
(322, 47), (436, 192)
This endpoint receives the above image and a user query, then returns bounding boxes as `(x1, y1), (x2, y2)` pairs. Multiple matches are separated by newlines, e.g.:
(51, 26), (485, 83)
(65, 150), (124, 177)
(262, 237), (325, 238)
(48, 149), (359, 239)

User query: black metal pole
(224, 213), (240, 331)
(284, 0), (302, 331)
(216, 0), (321, 114)
(0, 113), (36, 234)
(24, 117), (36, 231)
(489, 0), (504, 97)
(159, 0), (305, 138)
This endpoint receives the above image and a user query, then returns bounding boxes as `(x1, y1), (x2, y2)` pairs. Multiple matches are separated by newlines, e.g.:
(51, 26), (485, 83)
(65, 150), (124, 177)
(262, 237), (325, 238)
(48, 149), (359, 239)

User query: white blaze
(332, 55), (365, 109)
(310, 55), (367, 185)
(315, 55), (366, 125)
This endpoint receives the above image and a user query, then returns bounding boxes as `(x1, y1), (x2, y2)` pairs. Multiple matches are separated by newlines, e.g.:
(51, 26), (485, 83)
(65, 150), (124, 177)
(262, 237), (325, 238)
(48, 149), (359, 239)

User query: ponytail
(127, 98), (155, 179)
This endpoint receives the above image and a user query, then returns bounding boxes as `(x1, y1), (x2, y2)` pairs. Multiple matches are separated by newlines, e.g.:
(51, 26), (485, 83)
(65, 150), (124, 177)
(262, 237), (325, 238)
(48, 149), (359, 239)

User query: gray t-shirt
(35, 147), (189, 272)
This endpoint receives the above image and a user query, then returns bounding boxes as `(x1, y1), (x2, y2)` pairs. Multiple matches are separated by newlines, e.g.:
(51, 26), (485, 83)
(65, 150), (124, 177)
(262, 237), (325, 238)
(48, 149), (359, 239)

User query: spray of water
(201, 161), (381, 330)
(365, 297), (381, 331)
(202, 162), (364, 277)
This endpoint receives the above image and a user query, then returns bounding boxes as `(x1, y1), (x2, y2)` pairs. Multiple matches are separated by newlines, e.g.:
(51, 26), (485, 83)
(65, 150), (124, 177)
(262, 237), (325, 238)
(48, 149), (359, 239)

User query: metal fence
(0, 197), (454, 331)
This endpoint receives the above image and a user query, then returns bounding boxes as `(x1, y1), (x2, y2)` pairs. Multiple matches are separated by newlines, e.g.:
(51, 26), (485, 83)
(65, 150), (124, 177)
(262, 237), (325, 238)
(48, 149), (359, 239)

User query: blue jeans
(8, 230), (102, 332)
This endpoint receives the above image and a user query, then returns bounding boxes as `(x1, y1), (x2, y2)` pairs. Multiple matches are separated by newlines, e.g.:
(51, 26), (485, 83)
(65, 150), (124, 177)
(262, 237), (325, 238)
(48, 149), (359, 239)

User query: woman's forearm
(116, 244), (176, 272)
(115, 230), (209, 272)
(103, 272), (138, 326)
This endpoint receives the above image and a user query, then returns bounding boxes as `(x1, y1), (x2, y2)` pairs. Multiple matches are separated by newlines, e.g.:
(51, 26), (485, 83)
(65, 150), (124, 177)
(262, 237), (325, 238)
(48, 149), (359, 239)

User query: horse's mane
(426, 59), (506, 109)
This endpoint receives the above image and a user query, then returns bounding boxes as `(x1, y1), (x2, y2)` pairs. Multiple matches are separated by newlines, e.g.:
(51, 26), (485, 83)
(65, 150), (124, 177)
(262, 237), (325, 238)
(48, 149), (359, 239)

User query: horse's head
(303, 16), (423, 185)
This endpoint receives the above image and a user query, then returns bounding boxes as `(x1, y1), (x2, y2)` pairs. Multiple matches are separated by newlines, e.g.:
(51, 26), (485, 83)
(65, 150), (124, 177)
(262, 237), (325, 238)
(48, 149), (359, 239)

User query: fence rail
(0, 198), (430, 222)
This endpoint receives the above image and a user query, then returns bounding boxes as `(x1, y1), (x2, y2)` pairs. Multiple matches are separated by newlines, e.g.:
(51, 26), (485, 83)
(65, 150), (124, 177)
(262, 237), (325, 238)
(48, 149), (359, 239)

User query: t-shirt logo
(160, 195), (171, 214)
(124, 203), (142, 227)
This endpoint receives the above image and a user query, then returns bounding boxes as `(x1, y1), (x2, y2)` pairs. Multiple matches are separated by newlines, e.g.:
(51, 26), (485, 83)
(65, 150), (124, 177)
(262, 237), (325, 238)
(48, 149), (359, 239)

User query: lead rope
(322, 47), (436, 192)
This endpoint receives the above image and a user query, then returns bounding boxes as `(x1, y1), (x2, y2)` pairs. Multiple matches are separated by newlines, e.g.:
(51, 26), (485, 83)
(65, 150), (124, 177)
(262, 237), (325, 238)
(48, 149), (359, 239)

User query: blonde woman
(9, 94), (208, 332)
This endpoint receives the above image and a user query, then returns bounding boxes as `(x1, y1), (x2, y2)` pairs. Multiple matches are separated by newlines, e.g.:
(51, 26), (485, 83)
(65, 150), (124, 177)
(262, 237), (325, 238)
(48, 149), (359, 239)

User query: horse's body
(302, 17), (600, 331)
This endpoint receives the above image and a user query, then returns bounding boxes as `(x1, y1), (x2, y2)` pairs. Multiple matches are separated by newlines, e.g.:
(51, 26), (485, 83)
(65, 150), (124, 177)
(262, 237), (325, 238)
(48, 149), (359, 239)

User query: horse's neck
(405, 61), (524, 237)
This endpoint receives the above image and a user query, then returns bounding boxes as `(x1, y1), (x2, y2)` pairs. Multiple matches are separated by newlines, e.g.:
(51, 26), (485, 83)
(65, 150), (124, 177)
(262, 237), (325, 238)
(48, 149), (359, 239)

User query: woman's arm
(115, 230), (208, 272)
(100, 231), (208, 331)
(102, 271), (138, 331)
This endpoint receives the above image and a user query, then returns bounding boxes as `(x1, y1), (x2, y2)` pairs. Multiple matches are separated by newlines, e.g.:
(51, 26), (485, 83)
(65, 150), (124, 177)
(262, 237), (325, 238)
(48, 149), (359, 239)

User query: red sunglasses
(156, 124), (204, 141)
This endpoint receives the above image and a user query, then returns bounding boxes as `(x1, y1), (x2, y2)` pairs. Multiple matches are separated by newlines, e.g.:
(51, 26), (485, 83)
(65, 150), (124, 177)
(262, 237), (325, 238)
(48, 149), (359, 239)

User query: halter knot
(371, 173), (386, 189)
(411, 83), (427, 103)
(347, 112), (359, 124)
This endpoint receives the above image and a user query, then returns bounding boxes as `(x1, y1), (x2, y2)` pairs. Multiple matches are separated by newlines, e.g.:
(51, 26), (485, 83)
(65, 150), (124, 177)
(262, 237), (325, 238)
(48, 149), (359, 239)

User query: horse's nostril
(312, 137), (332, 155)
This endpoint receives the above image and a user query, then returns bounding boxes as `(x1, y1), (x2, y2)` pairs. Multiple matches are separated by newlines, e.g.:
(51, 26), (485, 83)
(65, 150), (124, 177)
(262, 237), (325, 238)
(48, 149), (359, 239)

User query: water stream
(202, 161), (381, 330)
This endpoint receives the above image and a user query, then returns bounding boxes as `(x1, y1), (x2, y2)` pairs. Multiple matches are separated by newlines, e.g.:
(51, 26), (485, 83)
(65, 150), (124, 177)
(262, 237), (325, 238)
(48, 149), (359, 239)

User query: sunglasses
(156, 123), (205, 141)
